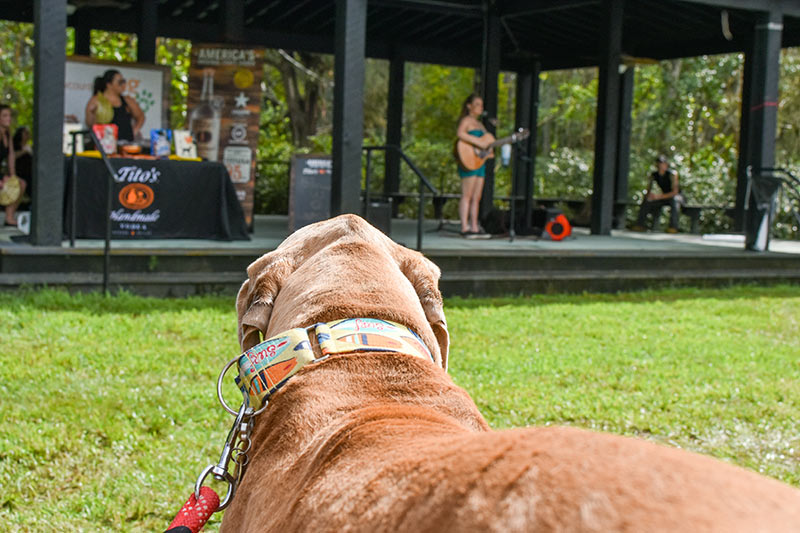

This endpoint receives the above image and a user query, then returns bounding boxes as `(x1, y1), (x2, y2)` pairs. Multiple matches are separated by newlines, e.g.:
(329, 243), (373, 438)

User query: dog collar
(231, 318), (434, 411)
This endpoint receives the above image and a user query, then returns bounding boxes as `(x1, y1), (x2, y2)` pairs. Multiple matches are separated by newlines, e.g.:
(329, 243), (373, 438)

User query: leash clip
(194, 401), (254, 511)
(217, 354), (270, 417)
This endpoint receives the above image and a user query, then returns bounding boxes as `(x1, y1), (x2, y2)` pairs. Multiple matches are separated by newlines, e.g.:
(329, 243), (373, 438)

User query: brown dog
(225, 214), (800, 532)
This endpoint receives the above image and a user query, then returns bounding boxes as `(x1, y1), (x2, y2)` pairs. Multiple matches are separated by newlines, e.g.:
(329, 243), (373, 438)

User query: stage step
(2, 246), (799, 297)
(439, 267), (800, 296)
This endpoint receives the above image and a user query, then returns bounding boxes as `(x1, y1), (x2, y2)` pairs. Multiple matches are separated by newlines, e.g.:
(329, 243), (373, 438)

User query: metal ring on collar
(216, 355), (269, 417)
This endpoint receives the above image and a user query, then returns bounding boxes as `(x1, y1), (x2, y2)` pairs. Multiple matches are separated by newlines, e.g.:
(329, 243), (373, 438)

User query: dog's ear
(399, 252), (450, 371)
(237, 279), (269, 350)
(426, 301), (450, 372)
(236, 255), (295, 351)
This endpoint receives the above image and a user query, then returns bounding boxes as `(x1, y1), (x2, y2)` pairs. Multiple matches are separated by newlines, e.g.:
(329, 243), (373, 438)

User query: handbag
(0, 175), (21, 206)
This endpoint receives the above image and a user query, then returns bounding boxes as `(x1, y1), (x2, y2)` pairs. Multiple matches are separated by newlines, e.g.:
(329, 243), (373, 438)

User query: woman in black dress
(85, 69), (145, 142)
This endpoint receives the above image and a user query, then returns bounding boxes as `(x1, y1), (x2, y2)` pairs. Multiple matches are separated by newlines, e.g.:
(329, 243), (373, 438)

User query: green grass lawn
(1, 286), (799, 531)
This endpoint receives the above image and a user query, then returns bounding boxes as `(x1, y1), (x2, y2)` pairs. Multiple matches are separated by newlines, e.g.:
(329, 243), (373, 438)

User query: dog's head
(236, 214), (450, 370)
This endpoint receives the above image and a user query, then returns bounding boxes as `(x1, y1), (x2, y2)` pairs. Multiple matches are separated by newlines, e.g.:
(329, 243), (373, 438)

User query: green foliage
(255, 103), (296, 215)
(536, 147), (595, 198)
(1, 286), (799, 529)
(538, 68), (598, 153)
(779, 49), (800, 163)
(403, 63), (474, 142)
(89, 30), (137, 62)
(0, 22), (35, 130)
(155, 38), (192, 129)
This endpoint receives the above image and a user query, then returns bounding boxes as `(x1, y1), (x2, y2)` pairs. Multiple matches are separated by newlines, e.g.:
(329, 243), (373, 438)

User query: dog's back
(225, 215), (800, 532)
(224, 353), (800, 532)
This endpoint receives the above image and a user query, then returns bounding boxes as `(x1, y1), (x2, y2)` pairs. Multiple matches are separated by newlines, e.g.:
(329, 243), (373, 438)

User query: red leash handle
(165, 486), (220, 533)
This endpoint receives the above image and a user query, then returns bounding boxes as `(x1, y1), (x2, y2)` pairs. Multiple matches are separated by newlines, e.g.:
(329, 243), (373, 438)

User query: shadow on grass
(444, 283), (800, 309)
(0, 287), (234, 315)
(2, 284), (799, 315)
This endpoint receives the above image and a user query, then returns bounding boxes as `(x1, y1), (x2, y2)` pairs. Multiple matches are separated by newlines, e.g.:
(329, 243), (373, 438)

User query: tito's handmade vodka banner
(188, 44), (264, 226)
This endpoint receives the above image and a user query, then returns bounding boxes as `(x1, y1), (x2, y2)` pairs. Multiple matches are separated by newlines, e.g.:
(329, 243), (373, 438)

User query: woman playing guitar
(456, 94), (493, 238)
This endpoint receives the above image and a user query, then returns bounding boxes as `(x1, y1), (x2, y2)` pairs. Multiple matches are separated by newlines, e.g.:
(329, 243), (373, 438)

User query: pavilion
(3, 0), (799, 247)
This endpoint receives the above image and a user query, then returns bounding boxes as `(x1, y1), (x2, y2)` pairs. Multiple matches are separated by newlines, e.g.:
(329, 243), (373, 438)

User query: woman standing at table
(0, 104), (25, 227)
(85, 69), (145, 142)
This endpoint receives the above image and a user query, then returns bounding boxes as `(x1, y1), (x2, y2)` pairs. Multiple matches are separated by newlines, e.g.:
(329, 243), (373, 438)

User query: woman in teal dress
(456, 94), (492, 237)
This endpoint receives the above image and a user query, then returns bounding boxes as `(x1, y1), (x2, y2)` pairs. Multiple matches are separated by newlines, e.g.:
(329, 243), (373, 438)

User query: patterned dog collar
(233, 318), (433, 411)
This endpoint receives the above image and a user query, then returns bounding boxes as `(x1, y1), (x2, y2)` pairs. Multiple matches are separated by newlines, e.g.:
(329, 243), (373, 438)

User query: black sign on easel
(289, 154), (332, 233)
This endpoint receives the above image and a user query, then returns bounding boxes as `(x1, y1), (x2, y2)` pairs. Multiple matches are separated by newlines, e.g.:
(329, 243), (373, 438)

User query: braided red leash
(165, 486), (220, 533)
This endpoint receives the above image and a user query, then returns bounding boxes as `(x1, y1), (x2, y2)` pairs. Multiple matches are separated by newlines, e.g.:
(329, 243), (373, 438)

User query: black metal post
(68, 130), (87, 248)
(385, 55), (404, 215)
(590, 0), (623, 235)
(508, 162), (517, 242)
(417, 177), (425, 251)
(478, 6), (500, 221)
(31, 0), (67, 246)
(510, 72), (528, 242)
(744, 10), (783, 251)
(615, 66), (634, 229)
(331, 0), (367, 216)
(363, 149), (372, 220)
(525, 64), (540, 232)
(735, 47), (755, 232)
(137, 0), (158, 63)
(73, 16), (91, 56)
(514, 62), (540, 236)
(223, 0), (245, 43)
(87, 130), (118, 293)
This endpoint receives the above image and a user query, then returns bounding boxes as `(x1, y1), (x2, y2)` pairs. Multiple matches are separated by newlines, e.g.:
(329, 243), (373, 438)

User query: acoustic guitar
(454, 128), (530, 171)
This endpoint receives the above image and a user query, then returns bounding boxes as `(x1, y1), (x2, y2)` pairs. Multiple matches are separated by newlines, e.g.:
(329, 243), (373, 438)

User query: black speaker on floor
(365, 199), (392, 236)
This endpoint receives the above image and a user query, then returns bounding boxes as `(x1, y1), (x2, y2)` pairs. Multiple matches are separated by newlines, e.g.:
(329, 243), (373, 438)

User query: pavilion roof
(3, 0), (799, 70)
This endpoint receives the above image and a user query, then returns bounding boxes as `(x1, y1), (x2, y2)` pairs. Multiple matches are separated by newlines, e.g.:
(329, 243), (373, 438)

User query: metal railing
(746, 167), (800, 223)
(362, 144), (438, 251)
(68, 129), (117, 293)
(744, 166), (800, 251)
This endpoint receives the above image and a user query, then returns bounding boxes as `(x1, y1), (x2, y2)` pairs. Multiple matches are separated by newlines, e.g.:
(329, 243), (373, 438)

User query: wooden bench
(649, 204), (734, 233)
(386, 193), (605, 227)
(532, 197), (587, 213)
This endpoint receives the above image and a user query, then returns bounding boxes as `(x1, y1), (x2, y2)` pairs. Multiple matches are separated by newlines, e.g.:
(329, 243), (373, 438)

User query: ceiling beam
(498, 0), (599, 18)
(369, 0), (482, 17)
(372, 40), (479, 67)
(677, 0), (800, 18)
(635, 36), (747, 59)
(0, 2), (34, 22)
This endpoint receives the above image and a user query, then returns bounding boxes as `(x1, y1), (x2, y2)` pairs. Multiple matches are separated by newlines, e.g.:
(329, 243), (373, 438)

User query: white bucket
(16, 211), (30, 235)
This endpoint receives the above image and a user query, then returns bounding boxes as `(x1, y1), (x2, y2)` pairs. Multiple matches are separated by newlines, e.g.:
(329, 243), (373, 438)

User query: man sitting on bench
(632, 154), (684, 233)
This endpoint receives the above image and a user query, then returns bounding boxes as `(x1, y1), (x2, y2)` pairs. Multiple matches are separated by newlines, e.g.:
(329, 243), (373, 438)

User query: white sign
(223, 145), (252, 183)
(64, 57), (168, 136)
(62, 123), (84, 154)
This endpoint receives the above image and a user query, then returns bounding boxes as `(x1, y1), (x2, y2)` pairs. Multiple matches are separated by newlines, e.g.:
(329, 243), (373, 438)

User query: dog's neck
(236, 318), (436, 412)
(244, 352), (488, 469)
(221, 352), (488, 531)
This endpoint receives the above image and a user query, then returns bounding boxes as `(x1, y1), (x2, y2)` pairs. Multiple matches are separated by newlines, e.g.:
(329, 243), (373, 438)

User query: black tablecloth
(66, 157), (249, 240)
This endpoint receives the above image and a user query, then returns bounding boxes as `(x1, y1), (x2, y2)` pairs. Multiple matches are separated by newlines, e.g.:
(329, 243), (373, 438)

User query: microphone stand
(509, 134), (518, 243)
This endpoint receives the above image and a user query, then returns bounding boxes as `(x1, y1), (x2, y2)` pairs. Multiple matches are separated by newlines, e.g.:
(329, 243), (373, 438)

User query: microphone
(480, 111), (498, 127)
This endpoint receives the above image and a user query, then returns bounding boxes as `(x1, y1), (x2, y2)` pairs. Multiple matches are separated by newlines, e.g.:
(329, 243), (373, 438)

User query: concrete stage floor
(2, 215), (799, 296)
(2, 214), (799, 255)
